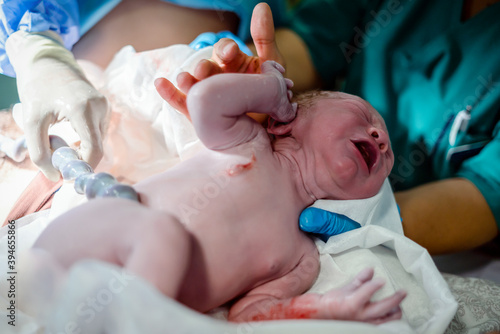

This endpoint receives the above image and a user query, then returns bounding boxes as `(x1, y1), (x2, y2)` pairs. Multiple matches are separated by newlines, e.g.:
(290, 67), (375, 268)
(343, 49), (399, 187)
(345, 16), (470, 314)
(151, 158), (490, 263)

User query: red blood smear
(251, 297), (319, 321)
(227, 154), (256, 176)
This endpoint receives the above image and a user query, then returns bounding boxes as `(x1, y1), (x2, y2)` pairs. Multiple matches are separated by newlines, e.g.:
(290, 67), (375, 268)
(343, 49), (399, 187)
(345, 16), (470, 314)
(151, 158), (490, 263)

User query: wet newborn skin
(34, 62), (403, 323)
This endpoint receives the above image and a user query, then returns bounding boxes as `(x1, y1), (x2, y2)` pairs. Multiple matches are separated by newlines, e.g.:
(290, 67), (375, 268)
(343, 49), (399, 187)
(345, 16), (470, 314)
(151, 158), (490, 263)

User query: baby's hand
(319, 268), (406, 324)
(260, 61), (297, 124)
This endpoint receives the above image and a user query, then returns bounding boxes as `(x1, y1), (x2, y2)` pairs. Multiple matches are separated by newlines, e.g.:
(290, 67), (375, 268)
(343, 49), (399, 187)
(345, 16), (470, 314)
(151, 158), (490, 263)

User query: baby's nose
(369, 127), (390, 153)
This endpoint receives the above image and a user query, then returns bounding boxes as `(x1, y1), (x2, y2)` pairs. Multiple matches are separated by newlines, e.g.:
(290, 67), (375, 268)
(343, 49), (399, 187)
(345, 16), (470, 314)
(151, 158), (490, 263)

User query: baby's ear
(266, 118), (293, 136)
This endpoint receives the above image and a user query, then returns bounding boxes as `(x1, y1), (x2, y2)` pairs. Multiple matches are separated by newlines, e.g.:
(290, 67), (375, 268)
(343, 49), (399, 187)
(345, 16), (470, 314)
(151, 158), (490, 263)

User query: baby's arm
(186, 61), (296, 150)
(228, 266), (406, 324)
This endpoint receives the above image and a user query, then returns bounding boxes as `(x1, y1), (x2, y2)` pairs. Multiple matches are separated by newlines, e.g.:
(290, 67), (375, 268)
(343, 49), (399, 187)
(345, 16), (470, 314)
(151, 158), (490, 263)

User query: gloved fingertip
(42, 168), (61, 183)
(299, 207), (319, 232)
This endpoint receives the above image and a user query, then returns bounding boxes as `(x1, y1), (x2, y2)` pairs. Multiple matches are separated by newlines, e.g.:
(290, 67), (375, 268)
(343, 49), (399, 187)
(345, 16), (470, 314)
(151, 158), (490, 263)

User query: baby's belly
(134, 151), (263, 225)
(176, 223), (310, 312)
(134, 168), (234, 224)
(134, 168), (307, 312)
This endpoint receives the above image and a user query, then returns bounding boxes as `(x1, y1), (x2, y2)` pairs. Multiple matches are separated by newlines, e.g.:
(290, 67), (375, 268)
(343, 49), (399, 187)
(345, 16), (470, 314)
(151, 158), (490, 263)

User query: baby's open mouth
(353, 140), (378, 172)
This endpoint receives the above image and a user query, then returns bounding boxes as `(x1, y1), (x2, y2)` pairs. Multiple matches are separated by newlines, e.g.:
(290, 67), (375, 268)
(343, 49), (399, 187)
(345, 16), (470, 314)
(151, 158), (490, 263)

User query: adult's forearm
(396, 178), (498, 255)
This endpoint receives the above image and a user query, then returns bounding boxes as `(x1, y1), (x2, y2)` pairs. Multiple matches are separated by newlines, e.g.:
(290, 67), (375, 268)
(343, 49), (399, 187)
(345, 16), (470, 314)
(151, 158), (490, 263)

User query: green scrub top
(289, 0), (500, 227)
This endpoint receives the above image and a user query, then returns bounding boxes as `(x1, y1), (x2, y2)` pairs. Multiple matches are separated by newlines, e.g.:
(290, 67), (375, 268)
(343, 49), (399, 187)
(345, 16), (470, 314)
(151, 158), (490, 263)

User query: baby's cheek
(335, 162), (385, 199)
(332, 158), (359, 184)
(387, 150), (395, 174)
(323, 158), (360, 198)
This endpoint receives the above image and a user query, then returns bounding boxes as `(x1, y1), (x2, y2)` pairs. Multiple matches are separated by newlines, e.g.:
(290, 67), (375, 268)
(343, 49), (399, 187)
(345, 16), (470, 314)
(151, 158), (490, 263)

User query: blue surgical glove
(299, 207), (361, 242)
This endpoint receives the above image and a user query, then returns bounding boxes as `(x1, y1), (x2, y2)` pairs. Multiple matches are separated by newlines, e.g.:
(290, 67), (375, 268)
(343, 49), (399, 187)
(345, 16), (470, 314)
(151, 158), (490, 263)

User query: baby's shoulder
(220, 128), (273, 157)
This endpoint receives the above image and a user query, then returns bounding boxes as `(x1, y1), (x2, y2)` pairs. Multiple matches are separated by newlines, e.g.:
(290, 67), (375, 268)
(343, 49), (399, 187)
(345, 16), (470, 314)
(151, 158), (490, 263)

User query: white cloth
(309, 180), (457, 334)
(0, 45), (457, 334)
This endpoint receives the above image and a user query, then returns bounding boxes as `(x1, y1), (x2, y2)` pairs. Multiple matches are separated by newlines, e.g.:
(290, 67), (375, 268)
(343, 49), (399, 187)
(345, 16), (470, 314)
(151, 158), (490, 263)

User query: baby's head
(268, 91), (394, 200)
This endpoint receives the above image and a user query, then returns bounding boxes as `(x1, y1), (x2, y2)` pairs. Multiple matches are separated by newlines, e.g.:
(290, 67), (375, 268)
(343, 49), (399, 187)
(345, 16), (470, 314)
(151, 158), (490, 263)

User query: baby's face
(294, 93), (394, 200)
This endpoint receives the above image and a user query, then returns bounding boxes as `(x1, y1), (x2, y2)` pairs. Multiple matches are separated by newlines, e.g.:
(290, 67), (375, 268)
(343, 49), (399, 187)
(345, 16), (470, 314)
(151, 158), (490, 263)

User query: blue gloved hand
(299, 207), (361, 242)
(189, 30), (253, 56)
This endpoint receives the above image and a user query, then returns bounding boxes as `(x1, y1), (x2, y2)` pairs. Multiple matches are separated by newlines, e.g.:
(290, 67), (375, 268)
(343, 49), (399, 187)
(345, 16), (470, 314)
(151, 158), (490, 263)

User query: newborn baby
(34, 61), (404, 323)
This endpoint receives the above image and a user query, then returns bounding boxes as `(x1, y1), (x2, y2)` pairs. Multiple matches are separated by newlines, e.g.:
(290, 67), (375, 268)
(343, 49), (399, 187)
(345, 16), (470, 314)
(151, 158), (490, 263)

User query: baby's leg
(123, 211), (192, 298)
(34, 198), (192, 299)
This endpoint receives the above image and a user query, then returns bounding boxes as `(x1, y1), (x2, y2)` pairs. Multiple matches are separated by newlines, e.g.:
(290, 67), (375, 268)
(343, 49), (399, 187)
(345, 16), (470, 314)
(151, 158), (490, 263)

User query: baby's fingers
(350, 277), (386, 306)
(370, 306), (403, 325)
(364, 290), (407, 322)
(340, 268), (375, 293)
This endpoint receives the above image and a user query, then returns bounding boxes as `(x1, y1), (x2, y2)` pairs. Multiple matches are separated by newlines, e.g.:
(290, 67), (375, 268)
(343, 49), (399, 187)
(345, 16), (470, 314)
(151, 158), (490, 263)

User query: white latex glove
(6, 30), (108, 181)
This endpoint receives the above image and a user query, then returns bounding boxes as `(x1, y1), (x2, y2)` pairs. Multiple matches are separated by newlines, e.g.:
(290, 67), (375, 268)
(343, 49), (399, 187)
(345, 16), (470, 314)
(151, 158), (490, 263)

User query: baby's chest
(137, 151), (283, 219)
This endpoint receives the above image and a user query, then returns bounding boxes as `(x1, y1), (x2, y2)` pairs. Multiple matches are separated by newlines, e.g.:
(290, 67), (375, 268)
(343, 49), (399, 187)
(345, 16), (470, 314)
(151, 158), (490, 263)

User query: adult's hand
(195, 2), (284, 78)
(6, 31), (108, 181)
(198, 2), (319, 92)
(156, 3), (284, 119)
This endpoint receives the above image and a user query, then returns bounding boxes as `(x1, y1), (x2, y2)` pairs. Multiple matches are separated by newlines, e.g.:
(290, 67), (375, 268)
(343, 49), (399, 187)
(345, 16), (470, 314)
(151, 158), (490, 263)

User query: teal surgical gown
(0, 0), (287, 77)
(289, 0), (500, 227)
